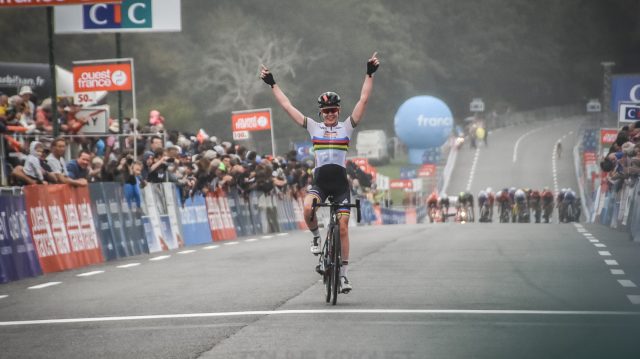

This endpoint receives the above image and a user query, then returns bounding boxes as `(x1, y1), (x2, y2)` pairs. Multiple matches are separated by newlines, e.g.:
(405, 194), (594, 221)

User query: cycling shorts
(307, 164), (351, 216)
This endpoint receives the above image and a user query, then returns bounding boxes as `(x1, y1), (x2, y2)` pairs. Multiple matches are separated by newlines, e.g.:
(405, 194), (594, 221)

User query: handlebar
(310, 198), (362, 223)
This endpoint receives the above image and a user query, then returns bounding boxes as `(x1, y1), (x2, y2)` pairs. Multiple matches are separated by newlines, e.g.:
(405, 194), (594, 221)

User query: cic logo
(83, 0), (152, 30)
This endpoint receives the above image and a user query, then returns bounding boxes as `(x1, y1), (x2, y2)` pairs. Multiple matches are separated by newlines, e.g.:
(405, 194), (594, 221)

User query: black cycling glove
(262, 72), (276, 88)
(366, 59), (379, 77)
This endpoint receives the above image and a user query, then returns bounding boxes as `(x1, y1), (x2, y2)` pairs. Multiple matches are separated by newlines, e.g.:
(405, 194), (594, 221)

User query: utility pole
(601, 61), (615, 125)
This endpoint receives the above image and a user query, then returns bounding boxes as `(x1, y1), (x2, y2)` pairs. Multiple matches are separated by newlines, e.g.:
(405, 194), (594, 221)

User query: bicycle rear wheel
(331, 225), (341, 305)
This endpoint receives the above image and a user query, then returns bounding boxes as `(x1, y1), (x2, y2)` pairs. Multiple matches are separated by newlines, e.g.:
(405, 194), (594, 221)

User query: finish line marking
(2, 309), (640, 327)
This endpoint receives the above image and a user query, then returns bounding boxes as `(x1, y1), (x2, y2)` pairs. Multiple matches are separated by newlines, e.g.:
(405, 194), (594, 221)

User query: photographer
(122, 156), (144, 211)
(146, 148), (171, 183)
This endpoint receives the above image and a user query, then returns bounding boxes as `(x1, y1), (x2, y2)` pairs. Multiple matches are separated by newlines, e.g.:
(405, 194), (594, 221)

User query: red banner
(231, 110), (271, 132)
(217, 191), (237, 240)
(583, 151), (597, 165)
(390, 179), (413, 190)
(205, 190), (237, 241)
(350, 158), (369, 167)
(417, 164), (436, 178)
(349, 157), (377, 179)
(600, 128), (618, 146)
(0, 0), (120, 7)
(73, 63), (132, 93)
(24, 184), (103, 273)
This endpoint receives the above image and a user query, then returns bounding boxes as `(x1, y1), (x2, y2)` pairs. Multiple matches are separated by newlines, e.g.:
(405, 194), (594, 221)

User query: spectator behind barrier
(66, 149), (92, 181)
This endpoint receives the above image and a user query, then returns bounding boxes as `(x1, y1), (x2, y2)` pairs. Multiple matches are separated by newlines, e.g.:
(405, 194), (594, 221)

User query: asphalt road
(1, 117), (640, 359)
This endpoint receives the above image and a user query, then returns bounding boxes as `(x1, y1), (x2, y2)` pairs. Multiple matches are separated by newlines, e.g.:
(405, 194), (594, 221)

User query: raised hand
(366, 52), (380, 77)
(260, 64), (276, 87)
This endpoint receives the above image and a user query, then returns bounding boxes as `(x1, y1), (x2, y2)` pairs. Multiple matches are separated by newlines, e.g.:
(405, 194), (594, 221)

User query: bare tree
(196, 28), (311, 114)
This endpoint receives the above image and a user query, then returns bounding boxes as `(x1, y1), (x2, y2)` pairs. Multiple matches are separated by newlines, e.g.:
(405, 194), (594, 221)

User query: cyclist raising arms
(260, 52), (380, 293)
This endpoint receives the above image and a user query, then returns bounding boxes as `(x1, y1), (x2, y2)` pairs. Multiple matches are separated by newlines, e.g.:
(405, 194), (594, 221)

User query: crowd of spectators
(599, 120), (640, 188)
(1, 86), (380, 209)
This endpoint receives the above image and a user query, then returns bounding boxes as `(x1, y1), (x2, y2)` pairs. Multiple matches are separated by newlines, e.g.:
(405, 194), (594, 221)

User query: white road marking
(245, 238), (258, 242)
(618, 280), (637, 288)
(594, 243), (607, 248)
(589, 239), (599, 243)
(178, 250), (196, 255)
(261, 235), (273, 239)
(224, 242), (239, 246)
(551, 134), (569, 192)
(76, 270), (105, 277)
(3, 309), (640, 327)
(465, 147), (480, 191)
(598, 251), (611, 256)
(577, 229), (587, 233)
(514, 127), (546, 163)
(117, 263), (141, 268)
(628, 295), (640, 305)
(149, 255), (171, 261)
(277, 233), (289, 236)
(605, 260), (619, 266)
(0, 295), (7, 299)
(611, 269), (625, 275)
(28, 282), (62, 290)
(203, 245), (219, 250)
(573, 223), (583, 228)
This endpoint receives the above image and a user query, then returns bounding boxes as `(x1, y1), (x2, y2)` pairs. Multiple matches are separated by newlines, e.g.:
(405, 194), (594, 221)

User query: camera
(166, 157), (175, 163)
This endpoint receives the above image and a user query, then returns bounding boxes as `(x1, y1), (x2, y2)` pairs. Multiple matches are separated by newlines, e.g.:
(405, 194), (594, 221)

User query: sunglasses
(321, 107), (339, 114)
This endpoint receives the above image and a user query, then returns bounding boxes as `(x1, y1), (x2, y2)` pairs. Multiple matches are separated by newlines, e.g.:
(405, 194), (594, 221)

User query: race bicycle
(311, 197), (361, 305)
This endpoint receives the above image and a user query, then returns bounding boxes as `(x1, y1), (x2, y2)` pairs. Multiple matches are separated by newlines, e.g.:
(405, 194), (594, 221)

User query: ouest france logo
(82, 0), (152, 30)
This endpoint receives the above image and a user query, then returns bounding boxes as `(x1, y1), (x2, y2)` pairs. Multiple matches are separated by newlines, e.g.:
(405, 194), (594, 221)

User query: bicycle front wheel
(331, 224), (341, 305)
(324, 228), (333, 303)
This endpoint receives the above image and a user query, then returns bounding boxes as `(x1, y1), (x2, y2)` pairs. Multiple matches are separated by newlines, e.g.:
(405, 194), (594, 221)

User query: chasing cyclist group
(427, 188), (581, 224)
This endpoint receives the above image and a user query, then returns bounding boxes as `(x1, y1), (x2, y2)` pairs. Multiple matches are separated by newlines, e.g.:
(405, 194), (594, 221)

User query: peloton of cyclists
(446, 186), (580, 224)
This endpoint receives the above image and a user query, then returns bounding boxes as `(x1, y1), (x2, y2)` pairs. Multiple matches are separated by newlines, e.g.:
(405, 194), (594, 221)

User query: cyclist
(260, 52), (380, 293)
(529, 189), (542, 223)
(541, 187), (554, 223)
(458, 191), (475, 222)
(496, 188), (511, 223)
(427, 191), (439, 223)
(557, 188), (567, 222)
(563, 188), (577, 222)
(439, 194), (450, 222)
(508, 187), (517, 222)
(556, 141), (562, 159)
(477, 190), (490, 222)
(514, 188), (528, 222)
(486, 187), (495, 220)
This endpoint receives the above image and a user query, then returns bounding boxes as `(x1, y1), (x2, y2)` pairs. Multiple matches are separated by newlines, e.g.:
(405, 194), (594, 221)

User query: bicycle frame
(310, 197), (361, 305)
